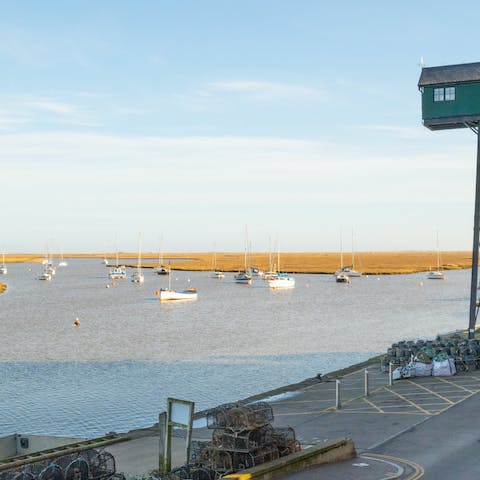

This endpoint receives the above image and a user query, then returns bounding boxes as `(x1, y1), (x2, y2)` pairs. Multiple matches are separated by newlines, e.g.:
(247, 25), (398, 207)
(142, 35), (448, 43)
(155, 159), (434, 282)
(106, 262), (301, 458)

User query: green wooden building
(418, 61), (480, 130)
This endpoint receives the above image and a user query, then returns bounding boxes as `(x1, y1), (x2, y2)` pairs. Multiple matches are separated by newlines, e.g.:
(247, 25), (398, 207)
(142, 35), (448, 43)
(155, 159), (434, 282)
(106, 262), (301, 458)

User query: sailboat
(158, 263), (198, 301)
(335, 229), (362, 278)
(427, 231), (445, 280)
(267, 240), (295, 289)
(131, 233), (145, 284)
(58, 251), (68, 267)
(235, 227), (252, 284)
(210, 250), (225, 279)
(154, 238), (170, 275)
(0, 252), (7, 275)
(109, 247), (127, 280)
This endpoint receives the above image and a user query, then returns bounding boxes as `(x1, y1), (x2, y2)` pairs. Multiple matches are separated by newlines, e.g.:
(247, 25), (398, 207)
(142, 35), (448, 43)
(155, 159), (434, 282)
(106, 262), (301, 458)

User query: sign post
(163, 398), (195, 473)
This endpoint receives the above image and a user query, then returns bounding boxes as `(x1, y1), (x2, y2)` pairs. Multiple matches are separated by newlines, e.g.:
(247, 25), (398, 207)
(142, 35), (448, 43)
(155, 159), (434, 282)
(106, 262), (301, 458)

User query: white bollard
(336, 379), (341, 409)
(389, 362), (393, 387)
(364, 369), (369, 396)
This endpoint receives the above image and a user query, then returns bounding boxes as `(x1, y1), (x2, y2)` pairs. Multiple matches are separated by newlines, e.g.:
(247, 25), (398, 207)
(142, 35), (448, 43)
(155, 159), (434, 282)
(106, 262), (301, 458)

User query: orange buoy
(155, 290), (159, 295)
(74, 318), (80, 327)
(112, 282), (116, 286)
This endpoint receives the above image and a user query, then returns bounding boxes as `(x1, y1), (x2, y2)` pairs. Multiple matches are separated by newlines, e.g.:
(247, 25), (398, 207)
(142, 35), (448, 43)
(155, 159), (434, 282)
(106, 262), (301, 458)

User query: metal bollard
(336, 379), (341, 409)
(364, 369), (369, 396)
(388, 362), (393, 387)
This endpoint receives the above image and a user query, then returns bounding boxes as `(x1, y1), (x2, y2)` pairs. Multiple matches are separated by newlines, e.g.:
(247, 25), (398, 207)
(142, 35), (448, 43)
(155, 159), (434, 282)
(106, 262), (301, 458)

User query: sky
(2, 0), (480, 253)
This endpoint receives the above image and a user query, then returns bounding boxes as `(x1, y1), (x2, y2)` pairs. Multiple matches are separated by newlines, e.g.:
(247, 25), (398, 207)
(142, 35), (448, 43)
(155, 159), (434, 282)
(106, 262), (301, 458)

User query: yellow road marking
(384, 387), (431, 414)
(362, 396), (384, 413)
(405, 379), (453, 404)
(363, 453), (425, 479)
(434, 376), (474, 393)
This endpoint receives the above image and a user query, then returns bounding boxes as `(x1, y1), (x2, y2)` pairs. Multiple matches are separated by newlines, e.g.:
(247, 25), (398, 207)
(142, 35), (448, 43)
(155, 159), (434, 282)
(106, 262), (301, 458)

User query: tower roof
(418, 62), (480, 87)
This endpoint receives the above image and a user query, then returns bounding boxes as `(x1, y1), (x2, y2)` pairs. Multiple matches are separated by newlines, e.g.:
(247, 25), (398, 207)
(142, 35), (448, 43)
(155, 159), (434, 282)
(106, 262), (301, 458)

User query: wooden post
(158, 412), (167, 474)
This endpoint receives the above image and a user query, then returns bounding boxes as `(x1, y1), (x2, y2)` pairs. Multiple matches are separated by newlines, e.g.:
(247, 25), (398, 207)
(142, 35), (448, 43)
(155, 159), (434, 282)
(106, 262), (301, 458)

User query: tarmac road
(372, 391), (480, 479)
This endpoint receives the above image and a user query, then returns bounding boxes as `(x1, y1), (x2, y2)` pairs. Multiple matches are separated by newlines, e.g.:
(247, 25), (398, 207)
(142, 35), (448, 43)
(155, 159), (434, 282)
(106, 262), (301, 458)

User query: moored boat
(158, 288), (198, 301)
(268, 273), (295, 289)
(336, 273), (350, 283)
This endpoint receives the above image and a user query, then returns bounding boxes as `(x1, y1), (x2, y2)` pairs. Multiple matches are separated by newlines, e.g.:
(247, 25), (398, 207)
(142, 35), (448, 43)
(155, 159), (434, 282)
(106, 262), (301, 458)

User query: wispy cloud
(208, 80), (326, 101)
(28, 100), (75, 115)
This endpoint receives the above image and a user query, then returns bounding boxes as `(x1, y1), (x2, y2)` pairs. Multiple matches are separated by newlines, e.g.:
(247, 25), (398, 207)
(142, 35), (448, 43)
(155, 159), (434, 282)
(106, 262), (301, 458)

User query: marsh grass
(1, 251), (472, 274)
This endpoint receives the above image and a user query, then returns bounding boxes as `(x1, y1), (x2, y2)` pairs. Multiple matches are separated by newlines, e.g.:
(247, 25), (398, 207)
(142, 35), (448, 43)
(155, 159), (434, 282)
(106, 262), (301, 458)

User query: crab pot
(212, 425), (274, 452)
(271, 427), (298, 456)
(189, 441), (213, 467)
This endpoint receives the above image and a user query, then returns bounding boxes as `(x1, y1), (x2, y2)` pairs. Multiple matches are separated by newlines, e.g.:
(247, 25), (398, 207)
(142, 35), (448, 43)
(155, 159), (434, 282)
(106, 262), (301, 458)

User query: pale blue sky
(1, 1), (480, 253)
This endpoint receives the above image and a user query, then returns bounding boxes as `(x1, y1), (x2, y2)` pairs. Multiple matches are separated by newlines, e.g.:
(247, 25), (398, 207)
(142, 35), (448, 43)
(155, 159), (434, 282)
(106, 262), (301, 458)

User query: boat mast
(340, 227), (343, 269)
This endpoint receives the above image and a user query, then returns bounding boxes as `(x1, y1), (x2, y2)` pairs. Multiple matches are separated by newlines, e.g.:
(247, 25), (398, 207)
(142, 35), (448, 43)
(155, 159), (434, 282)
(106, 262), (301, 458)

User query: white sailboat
(335, 228), (362, 278)
(0, 252), (7, 275)
(159, 264), (198, 301)
(267, 241), (295, 289)
(235, 228), (252, 284)
(427, 231), (445, 280)
(109, 248), (126, 280)
(58, 252), (68, 267)
(154, 239), (170, 275)
(210, 250), (225, 279)
(131, 234), (145, 284)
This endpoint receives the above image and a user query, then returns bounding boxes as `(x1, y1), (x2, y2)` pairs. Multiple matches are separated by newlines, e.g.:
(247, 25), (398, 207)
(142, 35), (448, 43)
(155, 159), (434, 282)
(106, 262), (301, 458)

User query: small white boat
(427, 231), (445, 280)
(210, 271), (225, 279)
(158, 288), (198, 301)
(131, 233), (145, 284)
(109, 265), (127, 280)
(45, 263), (56, 276)
(210, 251), (224, 279)
(58, 252), (67, 267)
(335, 266), (362, 277)
(102, 258), (109, 265)
(268, 273), (295, 289)
(154, 265), (170, 275)
(235, 270), (252, 284)
(427, 270), (445, 280)
(336, 273), (350, 283)
(39, 270), (52, 281)
(132, 271), (145, 284)
(0, 253), (7, 275)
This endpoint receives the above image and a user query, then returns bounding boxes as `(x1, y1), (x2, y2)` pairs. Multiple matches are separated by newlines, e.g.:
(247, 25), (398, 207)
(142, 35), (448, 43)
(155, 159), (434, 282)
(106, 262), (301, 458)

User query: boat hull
(427, 271), (445, 280)
(268, 277), (295, 289)
(159, 289), (198, 301)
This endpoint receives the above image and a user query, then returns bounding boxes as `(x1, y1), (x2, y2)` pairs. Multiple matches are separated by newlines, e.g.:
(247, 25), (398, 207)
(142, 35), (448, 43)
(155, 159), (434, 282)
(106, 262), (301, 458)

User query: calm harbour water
(0, 259), (471, 437)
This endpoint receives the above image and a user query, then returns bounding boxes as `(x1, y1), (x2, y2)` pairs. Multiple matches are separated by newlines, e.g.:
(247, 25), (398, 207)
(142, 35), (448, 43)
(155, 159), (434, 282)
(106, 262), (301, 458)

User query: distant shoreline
(0, 251), (472, 275)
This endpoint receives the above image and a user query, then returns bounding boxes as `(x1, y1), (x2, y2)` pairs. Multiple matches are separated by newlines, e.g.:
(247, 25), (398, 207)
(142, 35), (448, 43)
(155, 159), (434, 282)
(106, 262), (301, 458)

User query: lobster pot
(190, 441), (213, 467)
(207, 450), (233, 475)
(64, 458), (90, 480)
(226, 403), (274, 431)
(271, 427), (299, 457)
(206, 403), (241, 429)
(246, 446), (279, 469)
(212, 425), (274, 452)
(39, 464), (64, 480)
(88, 451), (116, 480)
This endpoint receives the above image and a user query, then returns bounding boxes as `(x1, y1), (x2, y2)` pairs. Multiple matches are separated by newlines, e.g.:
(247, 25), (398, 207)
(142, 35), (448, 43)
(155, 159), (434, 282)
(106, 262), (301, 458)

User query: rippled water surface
(0, 259), (471, 436)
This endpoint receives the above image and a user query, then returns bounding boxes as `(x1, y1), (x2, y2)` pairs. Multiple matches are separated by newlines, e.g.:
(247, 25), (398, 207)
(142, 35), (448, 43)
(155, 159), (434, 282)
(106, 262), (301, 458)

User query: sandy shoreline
(0, 251), (472, 275)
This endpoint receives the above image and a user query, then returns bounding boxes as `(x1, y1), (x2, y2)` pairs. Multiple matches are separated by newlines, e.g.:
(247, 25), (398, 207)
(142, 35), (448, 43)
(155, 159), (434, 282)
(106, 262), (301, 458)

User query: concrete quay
(107, 356), (480, 479)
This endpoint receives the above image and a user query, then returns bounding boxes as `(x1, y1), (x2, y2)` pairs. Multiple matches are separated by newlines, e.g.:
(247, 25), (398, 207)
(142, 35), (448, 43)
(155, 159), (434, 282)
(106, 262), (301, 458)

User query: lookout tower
(419, 61), (480, 339)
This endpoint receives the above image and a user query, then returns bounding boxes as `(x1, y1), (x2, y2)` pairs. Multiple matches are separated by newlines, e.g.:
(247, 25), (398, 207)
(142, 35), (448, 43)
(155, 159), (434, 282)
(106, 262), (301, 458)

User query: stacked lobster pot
(174, 401), (300, 480)
(0, 449), (124, 480)
(381, 336), (480, 374)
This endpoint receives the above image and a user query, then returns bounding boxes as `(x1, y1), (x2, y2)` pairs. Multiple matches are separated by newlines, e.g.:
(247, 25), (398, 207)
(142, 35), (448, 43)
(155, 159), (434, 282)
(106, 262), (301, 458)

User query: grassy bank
(1, 251), (472, 274)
